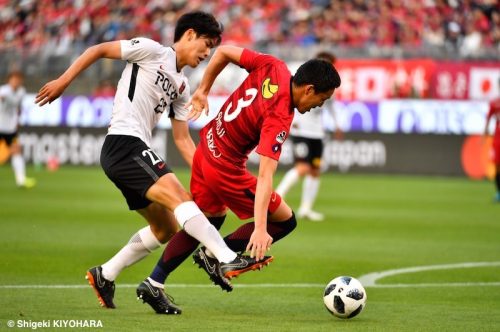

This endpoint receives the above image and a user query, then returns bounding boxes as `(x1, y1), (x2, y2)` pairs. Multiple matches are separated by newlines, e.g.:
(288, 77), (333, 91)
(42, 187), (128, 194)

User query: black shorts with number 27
(100, 135), (172, 210)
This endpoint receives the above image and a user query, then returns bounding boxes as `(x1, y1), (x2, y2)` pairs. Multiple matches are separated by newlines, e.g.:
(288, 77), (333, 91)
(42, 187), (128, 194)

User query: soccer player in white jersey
(276, 52), (342, 222)
(35, 11), (268, 314)
(0, 71), (36, 189)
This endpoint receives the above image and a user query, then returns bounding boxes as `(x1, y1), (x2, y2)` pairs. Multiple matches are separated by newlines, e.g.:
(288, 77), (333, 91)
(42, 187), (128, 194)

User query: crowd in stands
(0, 0), (498, 58)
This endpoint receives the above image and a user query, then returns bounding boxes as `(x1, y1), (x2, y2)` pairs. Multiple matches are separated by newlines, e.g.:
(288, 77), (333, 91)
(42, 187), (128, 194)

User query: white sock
(101, 226), (161, 281)
(147, 277), (164, 289)
(175, 201), (236, 263)
(11, 154), (26, 186)
(276, 168), (300, 197)
(299, 175), (320, 212)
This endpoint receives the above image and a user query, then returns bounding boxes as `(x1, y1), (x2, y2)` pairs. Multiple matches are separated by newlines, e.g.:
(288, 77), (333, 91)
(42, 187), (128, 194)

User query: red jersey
(487, 98), (500, 141)
(200, 49), (294, 170)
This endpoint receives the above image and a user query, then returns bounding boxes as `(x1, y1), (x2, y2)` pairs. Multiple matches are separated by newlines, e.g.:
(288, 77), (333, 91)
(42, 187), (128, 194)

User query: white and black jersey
(108, 37), (190, 146)
(290, 98), (335, 139)
(0, 83), (25, 134)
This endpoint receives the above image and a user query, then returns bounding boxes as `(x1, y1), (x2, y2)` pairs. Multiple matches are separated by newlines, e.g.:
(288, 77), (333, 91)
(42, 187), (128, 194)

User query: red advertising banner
(334, 59), (500, 101)
(430, 62), (470, 100)
(431, 61), (500, 100)
(335, 59), (436, 101)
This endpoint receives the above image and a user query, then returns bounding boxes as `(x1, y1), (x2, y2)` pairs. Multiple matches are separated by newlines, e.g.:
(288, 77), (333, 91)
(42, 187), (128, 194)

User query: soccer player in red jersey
(141, 45), (341, 313)
(484, 93), (500, 202)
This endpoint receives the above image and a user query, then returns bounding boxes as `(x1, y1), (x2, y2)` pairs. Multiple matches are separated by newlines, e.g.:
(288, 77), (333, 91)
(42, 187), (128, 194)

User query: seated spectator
(0, 0), (497, 57)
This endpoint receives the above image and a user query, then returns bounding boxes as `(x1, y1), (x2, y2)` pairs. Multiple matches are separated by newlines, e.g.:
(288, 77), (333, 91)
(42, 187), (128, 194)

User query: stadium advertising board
(314, 60), (499, 101)
(334, 59), (436, 100)
(193, 59), (498, 100)
(13, 126), (491, 178)
(160, 131), (479, 177)
(16, 127), (167, 166)
(377, 100), (489, 135)
(20, 95), (220, 129)
(430, 62), (500, 100)
(16, 95), (495, 178)
(20, 95), (492, 135)
(250, 134), (463, 176)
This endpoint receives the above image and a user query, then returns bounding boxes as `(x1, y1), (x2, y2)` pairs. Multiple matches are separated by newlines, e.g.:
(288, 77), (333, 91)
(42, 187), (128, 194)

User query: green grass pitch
(0, 166), (499, 331)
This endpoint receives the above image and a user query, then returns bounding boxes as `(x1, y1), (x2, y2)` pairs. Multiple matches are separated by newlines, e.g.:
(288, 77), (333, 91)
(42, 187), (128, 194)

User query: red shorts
(190, 146), (282, 220)
(492, 137), (500, 165)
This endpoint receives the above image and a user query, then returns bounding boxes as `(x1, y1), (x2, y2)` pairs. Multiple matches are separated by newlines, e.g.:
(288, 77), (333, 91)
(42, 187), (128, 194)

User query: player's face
(186, 34), (216, 68)
(297, 87), (335, 114)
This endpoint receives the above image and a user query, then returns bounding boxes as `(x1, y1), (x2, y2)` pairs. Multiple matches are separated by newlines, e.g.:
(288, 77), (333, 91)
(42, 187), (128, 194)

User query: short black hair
(293, 59), (341, 93)
(174, 11), (223, 46)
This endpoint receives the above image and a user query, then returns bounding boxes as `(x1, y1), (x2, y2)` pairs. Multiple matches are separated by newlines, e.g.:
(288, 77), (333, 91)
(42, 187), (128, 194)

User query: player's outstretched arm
(35, 41), (122, 106)
(247, 155), (277, 261)
(187, 45), (244, 120)
(197, 45), (244, 95)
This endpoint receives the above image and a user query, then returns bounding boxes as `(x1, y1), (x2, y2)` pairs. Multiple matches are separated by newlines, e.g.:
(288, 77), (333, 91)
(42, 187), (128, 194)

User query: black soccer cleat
(221, 254), (274, 279)
(136, 279), (182, 315)
(85, 266), (116, 309)
(192, 247), (233, 292)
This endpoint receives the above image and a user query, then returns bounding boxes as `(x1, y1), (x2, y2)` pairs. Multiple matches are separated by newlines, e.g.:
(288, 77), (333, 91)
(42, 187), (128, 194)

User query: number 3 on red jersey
(223, 88), (258, 122)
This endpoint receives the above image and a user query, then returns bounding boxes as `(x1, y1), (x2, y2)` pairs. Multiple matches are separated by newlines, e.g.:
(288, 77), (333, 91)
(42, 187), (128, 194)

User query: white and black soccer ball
(323, 276), (366, 319)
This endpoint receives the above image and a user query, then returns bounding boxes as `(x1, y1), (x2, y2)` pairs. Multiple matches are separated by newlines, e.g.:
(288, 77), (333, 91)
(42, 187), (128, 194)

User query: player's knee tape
(208, 215), (226, 230)
(174, 201), (203, 228)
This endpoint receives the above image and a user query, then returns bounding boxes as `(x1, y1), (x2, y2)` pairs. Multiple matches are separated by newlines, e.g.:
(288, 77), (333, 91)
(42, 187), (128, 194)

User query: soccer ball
(323, 276), (366, 319)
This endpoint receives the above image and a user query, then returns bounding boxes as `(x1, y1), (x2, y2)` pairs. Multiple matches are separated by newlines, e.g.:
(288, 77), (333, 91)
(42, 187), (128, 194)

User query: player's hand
(186, 89), (209, 121)
(246, 229), (273, 261)
(35, 79), (68, 106)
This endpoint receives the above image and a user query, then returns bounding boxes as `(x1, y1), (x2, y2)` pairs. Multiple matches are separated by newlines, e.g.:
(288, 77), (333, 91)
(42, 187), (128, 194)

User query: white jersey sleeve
(120, 38), (163, 63)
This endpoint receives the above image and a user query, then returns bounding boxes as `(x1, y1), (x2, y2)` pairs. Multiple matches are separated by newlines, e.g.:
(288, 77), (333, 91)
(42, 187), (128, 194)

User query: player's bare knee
(270, 200), (293, 222)
(147, 186), (192, 210)
(149, 223), (177, 243)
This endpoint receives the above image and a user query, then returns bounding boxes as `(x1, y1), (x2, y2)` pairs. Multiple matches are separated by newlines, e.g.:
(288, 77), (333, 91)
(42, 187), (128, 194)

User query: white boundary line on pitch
(0, 284), (324, 289)
(358, 261), (500, 287)
(1, 261), (499, 290)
